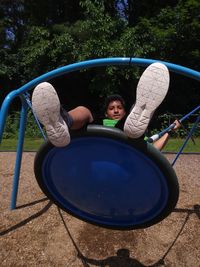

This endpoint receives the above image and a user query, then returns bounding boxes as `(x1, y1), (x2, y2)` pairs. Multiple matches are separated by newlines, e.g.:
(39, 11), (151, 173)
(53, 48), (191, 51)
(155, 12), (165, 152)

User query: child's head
(104, 94), (126, 120)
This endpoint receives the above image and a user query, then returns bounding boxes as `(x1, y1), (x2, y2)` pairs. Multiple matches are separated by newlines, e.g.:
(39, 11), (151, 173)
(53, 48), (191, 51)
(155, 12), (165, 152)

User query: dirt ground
(0, 152), (199, 267)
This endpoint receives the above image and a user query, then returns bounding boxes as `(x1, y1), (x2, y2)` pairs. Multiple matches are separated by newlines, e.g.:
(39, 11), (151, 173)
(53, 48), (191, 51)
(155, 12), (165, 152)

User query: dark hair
(104, 94), (126, 112)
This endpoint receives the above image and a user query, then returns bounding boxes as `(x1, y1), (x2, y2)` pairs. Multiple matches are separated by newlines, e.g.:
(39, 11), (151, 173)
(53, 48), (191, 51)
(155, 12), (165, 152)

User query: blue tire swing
(34, 124), (179, 230)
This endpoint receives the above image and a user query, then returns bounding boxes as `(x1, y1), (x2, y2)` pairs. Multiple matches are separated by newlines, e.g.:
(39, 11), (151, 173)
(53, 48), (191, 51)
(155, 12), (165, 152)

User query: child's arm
(153, 120), (181, 151)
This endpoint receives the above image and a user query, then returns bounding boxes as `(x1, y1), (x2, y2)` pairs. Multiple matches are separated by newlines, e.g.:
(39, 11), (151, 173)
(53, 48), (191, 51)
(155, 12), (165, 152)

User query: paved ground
(0, 152), (200, 267)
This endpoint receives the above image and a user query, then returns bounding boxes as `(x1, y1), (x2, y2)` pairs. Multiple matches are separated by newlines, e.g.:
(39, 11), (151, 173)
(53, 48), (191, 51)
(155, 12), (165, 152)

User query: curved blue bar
(4, 57), (200, 96)
(130, 58), (200, 81)
(9, 58), (131, 96)
(0, 57), (199, 141)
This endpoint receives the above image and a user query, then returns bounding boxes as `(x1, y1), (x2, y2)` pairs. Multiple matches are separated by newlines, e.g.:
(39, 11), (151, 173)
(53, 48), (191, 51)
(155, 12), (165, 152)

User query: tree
(0, 0), (199, 115)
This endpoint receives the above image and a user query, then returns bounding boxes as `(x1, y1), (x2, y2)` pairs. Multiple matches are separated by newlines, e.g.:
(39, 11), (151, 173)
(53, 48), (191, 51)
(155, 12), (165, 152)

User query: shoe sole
(32, 82), (70, 147)
(124, 62), (169, 138)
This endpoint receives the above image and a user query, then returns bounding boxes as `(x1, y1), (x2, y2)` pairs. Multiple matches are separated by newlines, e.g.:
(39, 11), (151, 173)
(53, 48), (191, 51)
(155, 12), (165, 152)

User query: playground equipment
(0, 57), (199, 230)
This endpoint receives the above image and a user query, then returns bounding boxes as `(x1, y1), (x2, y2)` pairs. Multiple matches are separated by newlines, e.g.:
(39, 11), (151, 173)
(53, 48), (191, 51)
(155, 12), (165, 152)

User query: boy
(32, 62), (180, 149)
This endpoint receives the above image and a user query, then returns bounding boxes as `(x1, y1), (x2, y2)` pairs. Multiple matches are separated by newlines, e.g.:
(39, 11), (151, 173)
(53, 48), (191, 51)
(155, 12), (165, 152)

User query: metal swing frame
(0, 57), (199, 210)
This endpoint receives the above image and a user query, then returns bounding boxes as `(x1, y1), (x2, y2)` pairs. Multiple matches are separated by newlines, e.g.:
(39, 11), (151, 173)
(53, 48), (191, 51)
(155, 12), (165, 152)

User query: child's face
(106, 100), (126, 120)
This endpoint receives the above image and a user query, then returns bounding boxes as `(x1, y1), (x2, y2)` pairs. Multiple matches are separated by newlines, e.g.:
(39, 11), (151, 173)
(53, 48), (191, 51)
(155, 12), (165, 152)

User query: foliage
(3, 109), (200, 139)
(3, 112), (20, 139)
(3, 110), (44, 139)
(149, 113), (200, 138)
(0, 0), (199, 114)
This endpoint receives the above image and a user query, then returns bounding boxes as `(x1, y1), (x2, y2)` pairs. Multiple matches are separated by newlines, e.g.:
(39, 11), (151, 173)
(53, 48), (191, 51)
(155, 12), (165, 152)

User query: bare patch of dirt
(0, 152), (199, 266)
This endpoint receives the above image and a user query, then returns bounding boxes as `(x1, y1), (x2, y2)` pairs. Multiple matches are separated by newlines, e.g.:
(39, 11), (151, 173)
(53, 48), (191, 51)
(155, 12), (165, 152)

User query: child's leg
(124, 62), (170, 138)
(68, 106), (93, 129)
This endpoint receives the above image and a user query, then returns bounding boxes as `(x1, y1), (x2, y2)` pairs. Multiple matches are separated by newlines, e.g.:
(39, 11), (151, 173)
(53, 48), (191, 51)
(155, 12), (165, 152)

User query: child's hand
(172, 119), (181, 131)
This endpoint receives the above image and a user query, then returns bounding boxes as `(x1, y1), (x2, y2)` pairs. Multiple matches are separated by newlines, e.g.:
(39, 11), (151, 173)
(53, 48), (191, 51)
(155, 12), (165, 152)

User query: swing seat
(34, 125), (179, 230)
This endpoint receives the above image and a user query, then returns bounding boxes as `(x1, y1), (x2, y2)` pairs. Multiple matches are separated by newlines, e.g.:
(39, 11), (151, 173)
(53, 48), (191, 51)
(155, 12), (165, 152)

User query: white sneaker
(124, 62), (170, 138)
(32, 82), (70, 147)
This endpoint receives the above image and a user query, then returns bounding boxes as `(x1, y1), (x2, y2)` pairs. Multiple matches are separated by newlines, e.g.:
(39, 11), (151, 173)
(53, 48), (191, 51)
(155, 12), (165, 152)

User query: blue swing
(0, 58), (199, 230)
(34, 125), (179, 230)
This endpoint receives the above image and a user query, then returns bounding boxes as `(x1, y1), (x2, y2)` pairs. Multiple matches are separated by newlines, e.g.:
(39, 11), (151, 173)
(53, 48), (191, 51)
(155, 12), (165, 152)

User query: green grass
(1, 137), (200, 153)
(163, 137), (200, 153)
(0, 138), (45, 151)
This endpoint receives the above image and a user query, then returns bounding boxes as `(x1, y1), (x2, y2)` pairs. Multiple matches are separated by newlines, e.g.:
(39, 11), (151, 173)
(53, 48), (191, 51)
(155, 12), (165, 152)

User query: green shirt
(103, 119), (119, 127)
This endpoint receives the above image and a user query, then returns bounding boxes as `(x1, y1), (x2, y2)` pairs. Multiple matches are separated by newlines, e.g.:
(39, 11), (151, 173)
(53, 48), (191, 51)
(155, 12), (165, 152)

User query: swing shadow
(16, 196), (48, 209)
(58, 205), (199, 267)
(0, 200), (52, 236)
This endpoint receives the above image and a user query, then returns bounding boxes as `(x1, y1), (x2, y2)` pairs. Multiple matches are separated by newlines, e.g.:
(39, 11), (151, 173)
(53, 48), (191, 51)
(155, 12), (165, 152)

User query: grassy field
(0, 138), (45, 151)
(0, 137), (200, 153)
(163, 137), (200, 153)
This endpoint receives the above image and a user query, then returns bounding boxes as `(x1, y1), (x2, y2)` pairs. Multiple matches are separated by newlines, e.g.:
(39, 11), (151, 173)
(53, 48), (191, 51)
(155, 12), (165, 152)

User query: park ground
(0, 152), (200, 267)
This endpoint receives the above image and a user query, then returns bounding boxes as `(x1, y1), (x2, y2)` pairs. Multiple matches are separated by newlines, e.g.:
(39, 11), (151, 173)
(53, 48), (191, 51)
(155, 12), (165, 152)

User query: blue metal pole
(130, 58), (200, 81)
(11, 98), (28, 209)
(179, 105), (200, 123)
(171, 115), (200, 166)
(23, 93), (47, 141)
(147, 105), (200, 143)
